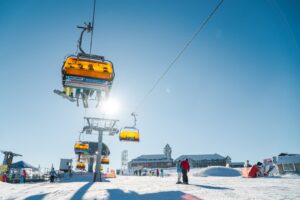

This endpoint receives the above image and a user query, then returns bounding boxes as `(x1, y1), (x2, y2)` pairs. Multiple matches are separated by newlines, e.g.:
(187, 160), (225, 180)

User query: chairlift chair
(76, 162), (86, 170)
(101, 156), (110, 165)
(74, 142), (89, 154)
(62, 53), (114, 92)
(119, 113), (140, 142)
(54, 22), (115, 108)
(119, 127), (140, 142)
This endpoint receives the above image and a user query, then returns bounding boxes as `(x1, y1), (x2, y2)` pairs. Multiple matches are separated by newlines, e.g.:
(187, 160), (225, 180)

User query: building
(175, 154), (227, 168)
(128, 144), (173, 169)
(275, 153), (300, 174)
(9, 161), (41, 183)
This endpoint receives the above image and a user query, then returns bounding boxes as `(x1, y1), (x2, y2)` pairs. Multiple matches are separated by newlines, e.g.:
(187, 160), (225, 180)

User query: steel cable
(133, 0), (224, 113)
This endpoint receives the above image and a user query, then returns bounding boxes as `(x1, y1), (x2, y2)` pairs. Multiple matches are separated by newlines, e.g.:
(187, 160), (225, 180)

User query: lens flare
(101, 98), (120, 115)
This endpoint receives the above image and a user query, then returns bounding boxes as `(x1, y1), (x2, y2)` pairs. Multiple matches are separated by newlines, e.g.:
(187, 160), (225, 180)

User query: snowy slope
(1, 170), (300, 200)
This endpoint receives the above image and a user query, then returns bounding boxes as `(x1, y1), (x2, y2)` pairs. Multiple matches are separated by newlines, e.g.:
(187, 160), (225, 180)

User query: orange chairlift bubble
(101, 156), (110, 165)
(119, 128), (140, 142)
(74, 142), (89, 154)
(119, 113), (140, 142)
(54, 22), (115, 108)
(62, 54), (114, 91)
(76, 162), (86, 170)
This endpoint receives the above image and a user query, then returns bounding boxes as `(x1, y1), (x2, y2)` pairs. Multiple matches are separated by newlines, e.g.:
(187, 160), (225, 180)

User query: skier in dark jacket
(50, 167), (57, 183)
(180, 159), (190, 184)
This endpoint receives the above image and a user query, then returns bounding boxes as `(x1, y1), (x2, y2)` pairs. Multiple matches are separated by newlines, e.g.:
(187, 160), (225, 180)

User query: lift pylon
(81, 117), (118, 182)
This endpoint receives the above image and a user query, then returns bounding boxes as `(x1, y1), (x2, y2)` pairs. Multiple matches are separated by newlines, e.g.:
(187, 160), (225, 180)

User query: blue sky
(0, 0), (299, 170)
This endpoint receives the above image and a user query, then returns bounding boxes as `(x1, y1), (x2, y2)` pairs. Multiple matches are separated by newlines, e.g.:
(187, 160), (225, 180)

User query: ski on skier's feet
(54, 90), (76, 102)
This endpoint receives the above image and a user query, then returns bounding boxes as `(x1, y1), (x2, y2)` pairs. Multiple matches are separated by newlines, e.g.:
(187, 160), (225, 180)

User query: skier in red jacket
(180, 158), (190, 184)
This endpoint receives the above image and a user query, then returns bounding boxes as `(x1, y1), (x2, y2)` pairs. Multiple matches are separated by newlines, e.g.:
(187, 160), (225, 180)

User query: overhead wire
(133, 0), (224, 113)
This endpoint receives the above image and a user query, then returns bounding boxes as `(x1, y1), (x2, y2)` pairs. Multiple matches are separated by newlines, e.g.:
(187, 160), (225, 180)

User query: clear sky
(0, 0), (299, 170)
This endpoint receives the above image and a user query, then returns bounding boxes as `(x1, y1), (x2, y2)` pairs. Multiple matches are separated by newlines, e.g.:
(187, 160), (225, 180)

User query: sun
(101, 98), (120, 116)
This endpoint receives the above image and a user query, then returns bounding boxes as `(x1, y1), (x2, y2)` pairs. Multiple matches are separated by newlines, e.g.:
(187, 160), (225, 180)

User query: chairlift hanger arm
(111, 121), (117, 128)
(81, 126), (90, 133)
(86, 118), (91, 127)
(77, 22), (93, 55)
(131, 112), (137, 127)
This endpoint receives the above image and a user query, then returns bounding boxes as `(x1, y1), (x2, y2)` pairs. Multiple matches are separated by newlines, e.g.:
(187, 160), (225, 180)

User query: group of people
(133, 169), (143, 176)
(1, 169), (27, 183)
(176, 159), (190, 184)
(1, 167), (65, 184)
(155, 168), (164, 177)
(133, 168), (164, 177)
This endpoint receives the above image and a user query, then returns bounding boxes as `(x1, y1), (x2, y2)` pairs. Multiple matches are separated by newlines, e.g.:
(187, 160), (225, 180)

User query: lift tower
(121, 150), (128, 174)
(1, 150), (22, 172)
(81, 117), (118, 182)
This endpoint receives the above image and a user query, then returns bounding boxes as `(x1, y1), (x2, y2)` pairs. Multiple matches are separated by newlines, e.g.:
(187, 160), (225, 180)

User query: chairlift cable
(89, 0), (96, 55)
(133, 0), (224, 113)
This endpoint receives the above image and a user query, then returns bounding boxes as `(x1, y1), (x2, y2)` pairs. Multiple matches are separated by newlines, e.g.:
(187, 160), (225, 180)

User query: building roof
(130, 154), (172, 163)
(175, 154), (225, 162)
(277, 154), (300, 164)
(10, 161), (38, 169)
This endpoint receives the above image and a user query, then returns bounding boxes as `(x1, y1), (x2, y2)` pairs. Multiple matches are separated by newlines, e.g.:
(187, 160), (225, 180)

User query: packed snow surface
(193, 166), (241, 177)
(1, 169), (300, 200)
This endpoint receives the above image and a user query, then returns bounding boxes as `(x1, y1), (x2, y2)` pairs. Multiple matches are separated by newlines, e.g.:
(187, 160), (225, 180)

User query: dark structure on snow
(275, 153), (300, 174)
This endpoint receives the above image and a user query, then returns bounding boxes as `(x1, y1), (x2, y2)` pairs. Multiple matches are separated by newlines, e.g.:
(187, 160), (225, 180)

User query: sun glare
(101, 98), (120, 116)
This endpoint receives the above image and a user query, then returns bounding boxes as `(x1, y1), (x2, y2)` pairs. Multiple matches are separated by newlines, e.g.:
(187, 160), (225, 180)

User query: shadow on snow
(191, 184), (233, 190)
(107, 189), (202, 200)
(24, 193), (49, 200)
(70, 182), (94, 200)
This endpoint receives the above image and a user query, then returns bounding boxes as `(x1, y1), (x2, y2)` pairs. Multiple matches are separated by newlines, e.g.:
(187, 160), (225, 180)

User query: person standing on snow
(67, 162), (72, 178)
(176, 160), (182, 184)
(160, 169), (164, 178)
(49, 167), (57, 183)
(20, 169), (27, 183)
(180, 158), (190, 184)
(156, 168), (160, 177)
(2, 173), (8, 182)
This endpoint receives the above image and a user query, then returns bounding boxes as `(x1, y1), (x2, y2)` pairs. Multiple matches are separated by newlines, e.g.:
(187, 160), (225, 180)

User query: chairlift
(74, 142), (89, 154)
(62, 53), (114, 91)
(101, 156), (109, 164)
(119, 113), (140, 142)
(76, 162), (86, 170)
(54, 22), (115, 108)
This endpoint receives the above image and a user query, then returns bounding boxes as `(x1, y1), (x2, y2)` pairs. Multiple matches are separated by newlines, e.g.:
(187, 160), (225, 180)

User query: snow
(193, 166), (241, 177)
(1, 169), (300, 200)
